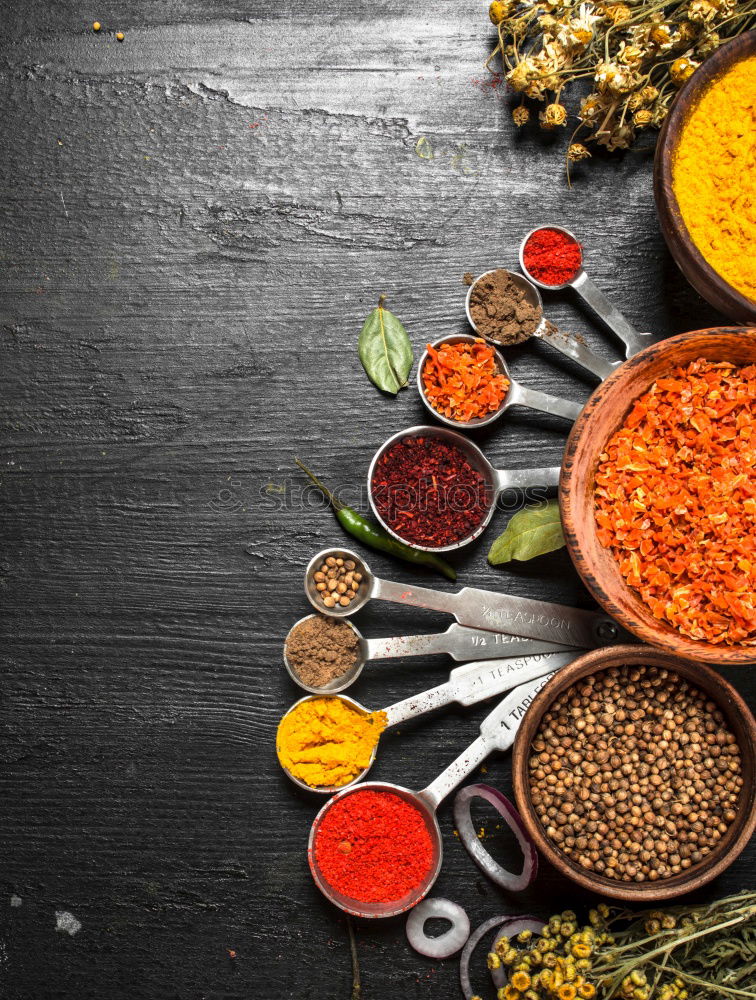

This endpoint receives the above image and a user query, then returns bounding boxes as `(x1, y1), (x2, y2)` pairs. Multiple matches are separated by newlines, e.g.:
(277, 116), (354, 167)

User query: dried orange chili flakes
(422, 339), (510, 422)
(595, 357), (756, 646)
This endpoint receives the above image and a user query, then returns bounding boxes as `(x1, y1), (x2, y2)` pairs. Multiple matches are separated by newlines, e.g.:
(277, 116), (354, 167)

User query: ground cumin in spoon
(285, 615), (359, 688)
(468, 270), (541, 346)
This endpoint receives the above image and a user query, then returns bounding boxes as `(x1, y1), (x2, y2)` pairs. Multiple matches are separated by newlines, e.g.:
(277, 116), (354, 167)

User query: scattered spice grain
(285, 614), (359, 688)
(468, 269), (541, 346)
(595, 357), (756, 645)
(529, 665), (743, 883)
(314, 788), (434, 903)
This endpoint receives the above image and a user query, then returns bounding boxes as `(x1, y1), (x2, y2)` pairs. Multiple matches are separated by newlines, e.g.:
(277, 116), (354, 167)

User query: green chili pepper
(295, 458), (457, 582)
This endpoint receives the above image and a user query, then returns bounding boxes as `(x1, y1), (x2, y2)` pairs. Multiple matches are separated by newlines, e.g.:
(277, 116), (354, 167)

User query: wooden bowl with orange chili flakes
(561, 327), (756, 665)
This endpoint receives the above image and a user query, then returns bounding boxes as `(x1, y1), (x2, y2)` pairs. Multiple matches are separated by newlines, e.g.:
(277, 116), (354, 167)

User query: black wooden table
(1, 3), (753, 998)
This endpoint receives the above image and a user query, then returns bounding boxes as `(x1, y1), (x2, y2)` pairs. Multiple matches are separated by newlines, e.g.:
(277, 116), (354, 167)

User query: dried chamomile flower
(579, 92), (605, 123)
(597, 122), (635, 150)
(568, 142), (591, 161)
(484, 0), (756, 168)
(512, 104), (530, 126)
(697, 29), (720, 54)
(649, 22), (675, 48)
(595, 61), (641, 94)
(688, 0), (718, 21)
(603, 2), (631, 23)
(489, 0), (510, 25)
(670, 55), (699, 84)
(617, 41), (644, 66)
(540, 102), (568, 127)
(633, 109), (654, 126)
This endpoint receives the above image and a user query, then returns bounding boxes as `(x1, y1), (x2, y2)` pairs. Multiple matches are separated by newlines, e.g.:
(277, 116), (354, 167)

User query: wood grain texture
(0, 2), (753, 999)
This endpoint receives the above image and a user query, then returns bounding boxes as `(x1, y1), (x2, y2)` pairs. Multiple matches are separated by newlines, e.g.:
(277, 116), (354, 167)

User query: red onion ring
(453, 783), (537, 892)
(405, 897), (470, 959)
(489, 918), (546, 989)
(459, 915), (527, 1000)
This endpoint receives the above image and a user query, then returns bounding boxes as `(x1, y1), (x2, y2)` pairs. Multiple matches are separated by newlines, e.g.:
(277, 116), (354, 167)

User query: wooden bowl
(512, 645), (756, 901)
(561, 326), (756, 664)
(654, 32), (756, 323)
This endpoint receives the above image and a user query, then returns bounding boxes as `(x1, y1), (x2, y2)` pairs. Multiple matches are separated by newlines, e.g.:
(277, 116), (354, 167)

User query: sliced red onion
(454, 783), (537, 892)
(459, 915), (522, 1000)
(490, 918), (546, 989)
(405, 897), (470, 959)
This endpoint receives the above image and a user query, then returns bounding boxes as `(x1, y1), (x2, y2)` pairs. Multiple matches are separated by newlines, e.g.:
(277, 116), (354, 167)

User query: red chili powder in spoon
(523, 228), (582, 286)
(314, 789), (434, 903)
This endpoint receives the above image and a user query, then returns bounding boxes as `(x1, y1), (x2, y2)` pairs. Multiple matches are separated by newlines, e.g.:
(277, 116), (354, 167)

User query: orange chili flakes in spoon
(595, 357), (756, 646)
(422, 338), (509, 422)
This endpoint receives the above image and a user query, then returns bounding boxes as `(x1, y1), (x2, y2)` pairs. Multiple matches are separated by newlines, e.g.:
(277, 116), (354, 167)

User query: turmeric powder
(276, 696), (387, 789)
(672, 56), (756, 302)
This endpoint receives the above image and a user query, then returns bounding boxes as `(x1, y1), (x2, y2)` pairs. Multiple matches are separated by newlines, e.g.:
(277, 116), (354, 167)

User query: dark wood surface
(0, 3), (752, 999)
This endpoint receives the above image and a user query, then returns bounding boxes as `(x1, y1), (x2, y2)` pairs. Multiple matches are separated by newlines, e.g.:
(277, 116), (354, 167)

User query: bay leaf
(358, 296), (413, 395)
(487, 499), (565, 564)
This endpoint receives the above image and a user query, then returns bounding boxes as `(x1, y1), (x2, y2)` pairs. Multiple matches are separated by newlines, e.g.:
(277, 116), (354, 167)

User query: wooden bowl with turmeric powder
(654, 32), (756, 323)
(560, 326), (756, 665)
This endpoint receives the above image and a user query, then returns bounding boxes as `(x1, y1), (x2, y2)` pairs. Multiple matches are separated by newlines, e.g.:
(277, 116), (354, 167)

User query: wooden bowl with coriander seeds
(512, 645), (756, 902)
(654, 32), (756, 323)
(561, 326), (756, 664)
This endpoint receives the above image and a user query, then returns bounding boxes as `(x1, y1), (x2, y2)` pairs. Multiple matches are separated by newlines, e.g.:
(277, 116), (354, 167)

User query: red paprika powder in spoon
(522, 227), (582, 286)
(314, 788), (434, 903)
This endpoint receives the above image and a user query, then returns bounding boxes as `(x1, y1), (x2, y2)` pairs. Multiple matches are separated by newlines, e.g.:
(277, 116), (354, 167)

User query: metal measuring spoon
(368, 423), (563, 553)
(519, 226), (655, 360)
(278, 650), (574, 794)
(307, 670), (557, 918)
(466, 268), (616, 381)
(305, 546), (624, 649)
(417, 334), (582, 427)
(283, 613), (574, 695)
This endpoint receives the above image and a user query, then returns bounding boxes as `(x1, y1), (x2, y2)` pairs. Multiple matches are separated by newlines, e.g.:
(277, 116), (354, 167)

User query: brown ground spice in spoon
(286, 615), (359, 688)
(469, 270), (541, 346)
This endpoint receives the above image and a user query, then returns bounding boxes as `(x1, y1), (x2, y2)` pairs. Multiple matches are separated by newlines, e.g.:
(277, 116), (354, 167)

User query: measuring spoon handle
(534, 324), (617, 381)
(363, 624), (572, 662)
(381, 650), (575, 728)
(570, 271), (650, 359)
(506, 382), (583, 422)
(453, 586), (621, 648)
(493, 466), (561, 492)
(371, 576), (623, 648)
(416, 671), (559, 811)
